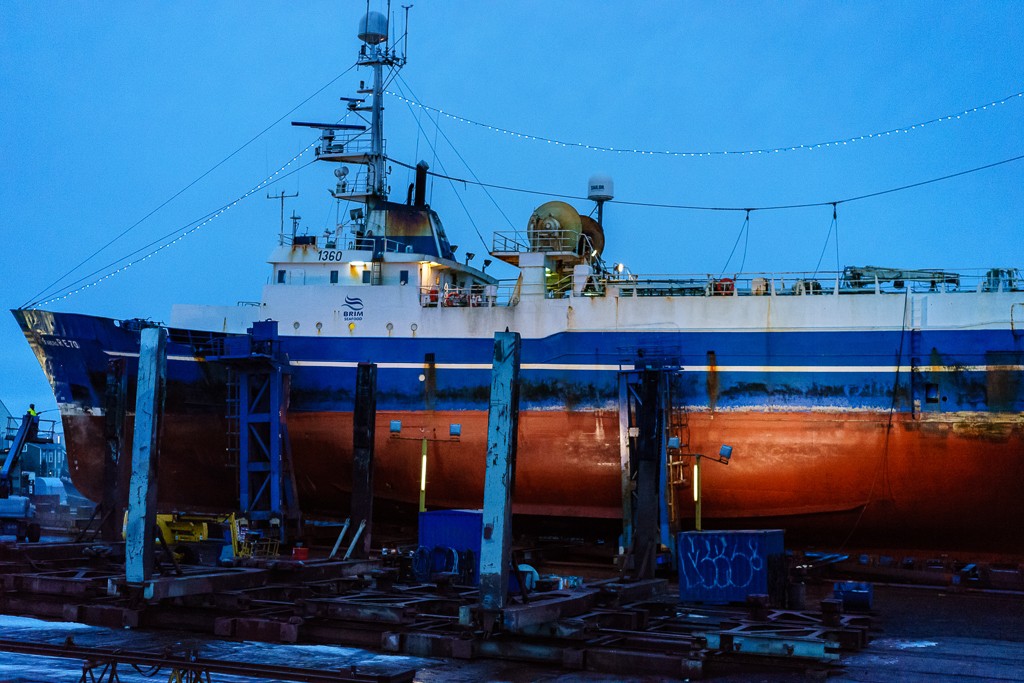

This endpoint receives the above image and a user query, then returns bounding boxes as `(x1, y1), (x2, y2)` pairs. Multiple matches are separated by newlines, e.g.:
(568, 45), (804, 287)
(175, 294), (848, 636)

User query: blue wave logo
(342, 296), (364, 312)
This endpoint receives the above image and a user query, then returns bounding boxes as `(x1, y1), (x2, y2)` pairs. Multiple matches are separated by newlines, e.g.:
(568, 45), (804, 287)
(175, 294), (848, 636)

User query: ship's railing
(328, 168), (373, 202)
(546, 273), (574, 298)
(327, 235), (406, 254)
(419, 279), (520, 308)
(4, 415), (57, 443)
(316, 131), (374, 161)
(492, 230), (582, 255)
(597, 267), (1023, 298)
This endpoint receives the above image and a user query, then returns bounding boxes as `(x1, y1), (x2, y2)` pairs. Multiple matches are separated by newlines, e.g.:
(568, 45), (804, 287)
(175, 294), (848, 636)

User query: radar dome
(358, 12), (388, 44)
(587, 174), (614, 202)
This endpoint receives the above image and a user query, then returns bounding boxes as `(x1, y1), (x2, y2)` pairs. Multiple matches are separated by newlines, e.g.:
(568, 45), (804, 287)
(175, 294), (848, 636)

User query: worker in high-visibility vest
(26, 404), (39, 440)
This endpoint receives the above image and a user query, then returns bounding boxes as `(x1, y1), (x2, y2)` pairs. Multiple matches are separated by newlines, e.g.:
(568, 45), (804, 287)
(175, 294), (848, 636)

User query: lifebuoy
(713, 277), (735, 295)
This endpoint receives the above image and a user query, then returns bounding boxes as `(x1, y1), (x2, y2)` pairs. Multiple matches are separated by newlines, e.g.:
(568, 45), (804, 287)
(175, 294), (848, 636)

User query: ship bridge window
(330, 270), (339, 284)
(277, 269), (285, 284)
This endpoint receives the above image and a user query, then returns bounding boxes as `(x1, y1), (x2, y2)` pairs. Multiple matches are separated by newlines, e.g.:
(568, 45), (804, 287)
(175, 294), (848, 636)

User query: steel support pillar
(216, 321), (301, 543)
(479, 331), (521, 614)
(633, 370), (662, 580)
(101, 358), (128, 542)
(620, 365), (673, 579)
(618, 375), (632, 552)
(125, 327), (167, 587)
(350, 362), (377, 558)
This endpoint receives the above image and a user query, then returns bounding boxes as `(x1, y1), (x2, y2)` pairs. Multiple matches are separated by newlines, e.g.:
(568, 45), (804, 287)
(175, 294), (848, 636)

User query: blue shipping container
(677, 529), (785, 604)
(418, 509), (483, 585)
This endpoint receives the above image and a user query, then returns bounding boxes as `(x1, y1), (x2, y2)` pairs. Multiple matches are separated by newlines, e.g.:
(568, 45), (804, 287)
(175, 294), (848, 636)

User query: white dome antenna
(588, 174), (614, 202)
(358, 12), (388, 45)
(587, 174), (614, 226)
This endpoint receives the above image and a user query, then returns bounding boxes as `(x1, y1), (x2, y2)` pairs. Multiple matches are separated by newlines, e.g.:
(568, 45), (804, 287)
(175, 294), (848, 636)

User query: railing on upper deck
(419, 279), (520, 308)
(492, 230), (586, 255)
(316, 131), (375, 161)
(320, 235), (408, 255)
(599, 267), (1022, 298)
(414, 266), (1021, 307)
(4, 416), (57, 444)
(327, 167), (373, 203)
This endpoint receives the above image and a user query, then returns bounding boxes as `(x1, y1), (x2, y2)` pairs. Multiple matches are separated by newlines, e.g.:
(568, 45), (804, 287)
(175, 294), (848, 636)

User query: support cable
(25, 64), (358, 307)
(388, 153), (1024, 213)
(813, 205), (838, 276)
(721, 210), (751, 275)
(397, 74), (517, 233)
(391, 77), (491, 252)
(30, 152), (317, 308)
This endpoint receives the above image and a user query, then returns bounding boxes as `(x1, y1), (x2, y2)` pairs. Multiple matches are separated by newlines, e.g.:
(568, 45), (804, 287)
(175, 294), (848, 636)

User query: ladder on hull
(664, 378), (691, 529)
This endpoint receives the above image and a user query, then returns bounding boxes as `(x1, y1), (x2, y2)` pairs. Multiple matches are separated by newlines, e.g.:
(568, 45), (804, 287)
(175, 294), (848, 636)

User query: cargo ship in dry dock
(13, 13), (1024, 553)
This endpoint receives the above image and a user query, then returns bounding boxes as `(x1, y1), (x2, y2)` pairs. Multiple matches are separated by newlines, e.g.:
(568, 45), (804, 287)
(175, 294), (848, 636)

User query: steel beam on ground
(121, 567), (270, 601)
(501, 589), (599, 632)
(0, 638), (415, 682)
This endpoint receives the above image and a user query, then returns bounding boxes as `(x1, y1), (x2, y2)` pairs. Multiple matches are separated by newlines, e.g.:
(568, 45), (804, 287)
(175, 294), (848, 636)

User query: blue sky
(1, 1), (1022, 417)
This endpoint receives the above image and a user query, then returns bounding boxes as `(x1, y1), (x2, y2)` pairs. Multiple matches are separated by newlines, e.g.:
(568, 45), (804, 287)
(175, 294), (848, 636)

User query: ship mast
(357, 9), (406, 200)
(291, 10), (407, 213)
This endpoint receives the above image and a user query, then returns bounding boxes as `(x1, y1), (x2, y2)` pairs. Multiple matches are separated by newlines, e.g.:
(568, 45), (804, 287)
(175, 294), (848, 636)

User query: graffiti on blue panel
(680, 535), (764, 590)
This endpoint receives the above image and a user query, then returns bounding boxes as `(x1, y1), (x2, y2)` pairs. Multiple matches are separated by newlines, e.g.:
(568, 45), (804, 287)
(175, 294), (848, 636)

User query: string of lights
(388, 152), (1024, 213)
(391, 78), (490, 250)
(25, 64), (360, 307)
(33, 142), (318, 308)
(36, 131), (1021, 307)
(386, 89), (1023, 157)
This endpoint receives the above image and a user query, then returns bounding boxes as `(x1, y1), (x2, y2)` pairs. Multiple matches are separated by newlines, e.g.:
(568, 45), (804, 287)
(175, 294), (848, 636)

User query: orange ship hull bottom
(61, 409), (1024, 552)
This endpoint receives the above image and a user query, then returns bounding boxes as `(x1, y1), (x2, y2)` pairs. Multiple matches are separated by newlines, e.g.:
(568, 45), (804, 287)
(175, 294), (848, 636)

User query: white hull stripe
(103, 352), (1022, 373)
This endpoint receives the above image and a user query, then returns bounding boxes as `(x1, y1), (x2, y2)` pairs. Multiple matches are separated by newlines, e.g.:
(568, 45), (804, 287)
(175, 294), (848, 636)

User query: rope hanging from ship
(837, 287), (909, 552)
(720, 210), (752, 275)
(812, 204), (841, 277)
